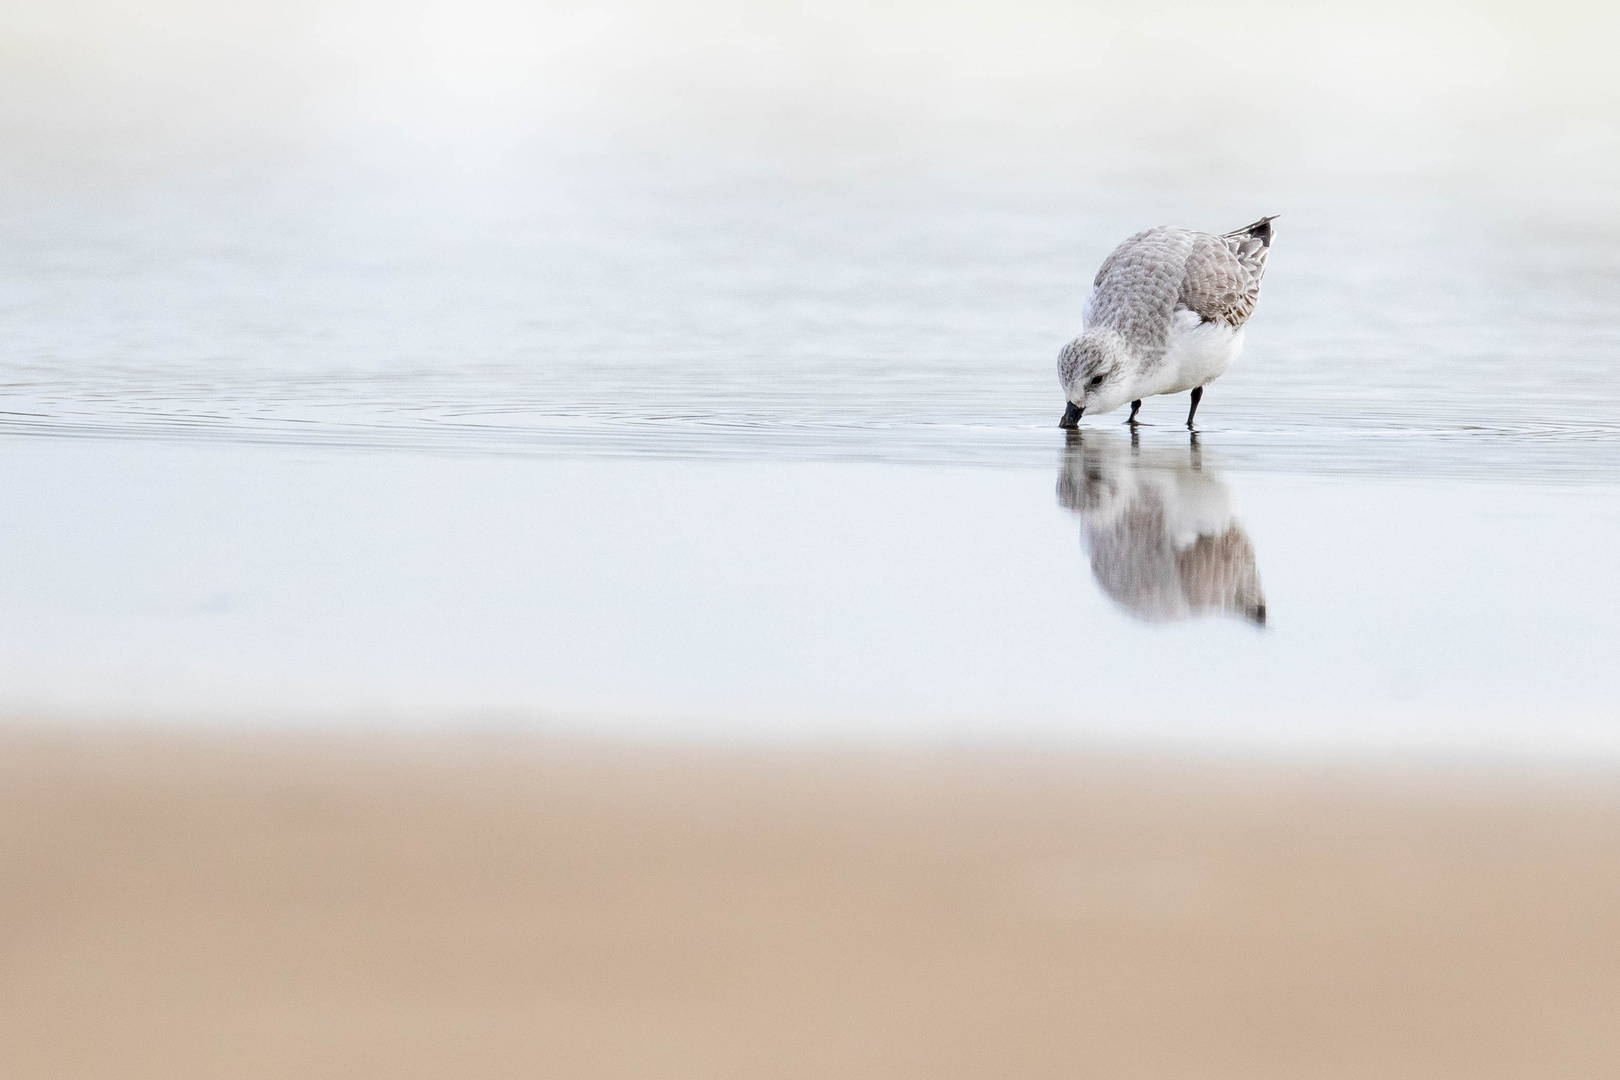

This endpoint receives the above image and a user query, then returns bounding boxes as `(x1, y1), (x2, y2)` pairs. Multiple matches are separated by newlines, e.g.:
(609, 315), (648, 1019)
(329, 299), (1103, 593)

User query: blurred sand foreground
(3, 733), (1619, 1078)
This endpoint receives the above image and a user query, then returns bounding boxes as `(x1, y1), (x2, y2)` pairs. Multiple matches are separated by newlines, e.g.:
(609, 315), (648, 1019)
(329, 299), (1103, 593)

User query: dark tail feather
(1223, 214), (1278, 247)
(1221, 215), (1277, 279)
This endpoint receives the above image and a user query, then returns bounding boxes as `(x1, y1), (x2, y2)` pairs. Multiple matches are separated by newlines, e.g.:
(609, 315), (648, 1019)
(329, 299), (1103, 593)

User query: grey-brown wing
(1088, 227), (1197, 354)
(1178, 235), (1259, 328)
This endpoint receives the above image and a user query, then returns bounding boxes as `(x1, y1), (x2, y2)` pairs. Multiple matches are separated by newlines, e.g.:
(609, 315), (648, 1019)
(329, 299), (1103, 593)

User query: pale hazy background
(3, 0), (1617, 192)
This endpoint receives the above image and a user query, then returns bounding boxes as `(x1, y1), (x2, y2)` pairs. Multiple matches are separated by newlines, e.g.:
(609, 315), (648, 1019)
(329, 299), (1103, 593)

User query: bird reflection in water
(1057, 431), (1266, 626)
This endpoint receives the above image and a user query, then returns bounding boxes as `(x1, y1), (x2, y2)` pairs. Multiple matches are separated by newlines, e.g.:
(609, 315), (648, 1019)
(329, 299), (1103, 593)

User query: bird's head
(1058, 330), (1132, 426)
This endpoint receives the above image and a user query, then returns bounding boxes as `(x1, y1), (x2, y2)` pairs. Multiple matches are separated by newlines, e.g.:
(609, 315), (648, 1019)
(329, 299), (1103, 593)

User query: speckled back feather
(1085, 227), (1196, 361)
(1085, 216), (1276, 362)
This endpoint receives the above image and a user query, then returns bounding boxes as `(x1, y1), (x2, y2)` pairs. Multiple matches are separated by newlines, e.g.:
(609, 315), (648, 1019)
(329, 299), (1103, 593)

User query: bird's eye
(1087, 375), (1105, 388)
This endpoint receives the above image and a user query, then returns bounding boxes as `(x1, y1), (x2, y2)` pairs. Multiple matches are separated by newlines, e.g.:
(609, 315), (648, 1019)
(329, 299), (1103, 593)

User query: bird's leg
(1186, 386), (1203, 429)
(1126, 399), (1142, 425)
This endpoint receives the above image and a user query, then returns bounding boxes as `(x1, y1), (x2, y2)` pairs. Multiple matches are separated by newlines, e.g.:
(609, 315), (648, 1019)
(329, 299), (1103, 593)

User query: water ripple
(5, 385), (1620, 481)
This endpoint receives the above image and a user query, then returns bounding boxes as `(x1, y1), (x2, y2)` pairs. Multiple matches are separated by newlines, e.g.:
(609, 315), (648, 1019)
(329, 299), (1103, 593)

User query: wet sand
(4, 731), (1620, 1079)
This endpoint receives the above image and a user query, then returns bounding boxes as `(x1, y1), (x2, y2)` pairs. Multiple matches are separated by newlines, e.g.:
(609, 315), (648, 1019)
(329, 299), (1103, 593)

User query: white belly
(1154, 310), (1244, 396)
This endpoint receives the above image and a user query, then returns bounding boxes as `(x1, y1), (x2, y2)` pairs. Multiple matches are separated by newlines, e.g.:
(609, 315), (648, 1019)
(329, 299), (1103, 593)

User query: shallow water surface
(2, 431), (1617, 753)
(1, 168), (1618, 751)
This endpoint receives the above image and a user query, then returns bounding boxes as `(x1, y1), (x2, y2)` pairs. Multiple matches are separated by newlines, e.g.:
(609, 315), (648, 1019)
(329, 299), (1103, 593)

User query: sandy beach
(3, 731), (1618, 1078)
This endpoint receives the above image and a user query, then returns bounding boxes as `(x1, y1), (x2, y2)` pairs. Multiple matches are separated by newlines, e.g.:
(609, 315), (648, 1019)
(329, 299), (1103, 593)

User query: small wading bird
(1059, 216), (1276, 429)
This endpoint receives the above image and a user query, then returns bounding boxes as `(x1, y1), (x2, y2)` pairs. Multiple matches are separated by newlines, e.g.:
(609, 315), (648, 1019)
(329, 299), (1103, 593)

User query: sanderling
(1058, 216), (1276, 429)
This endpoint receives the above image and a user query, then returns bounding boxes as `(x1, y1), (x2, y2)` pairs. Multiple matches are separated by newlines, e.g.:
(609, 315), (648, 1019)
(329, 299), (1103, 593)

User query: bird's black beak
(1059, 402), (1083, 428)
